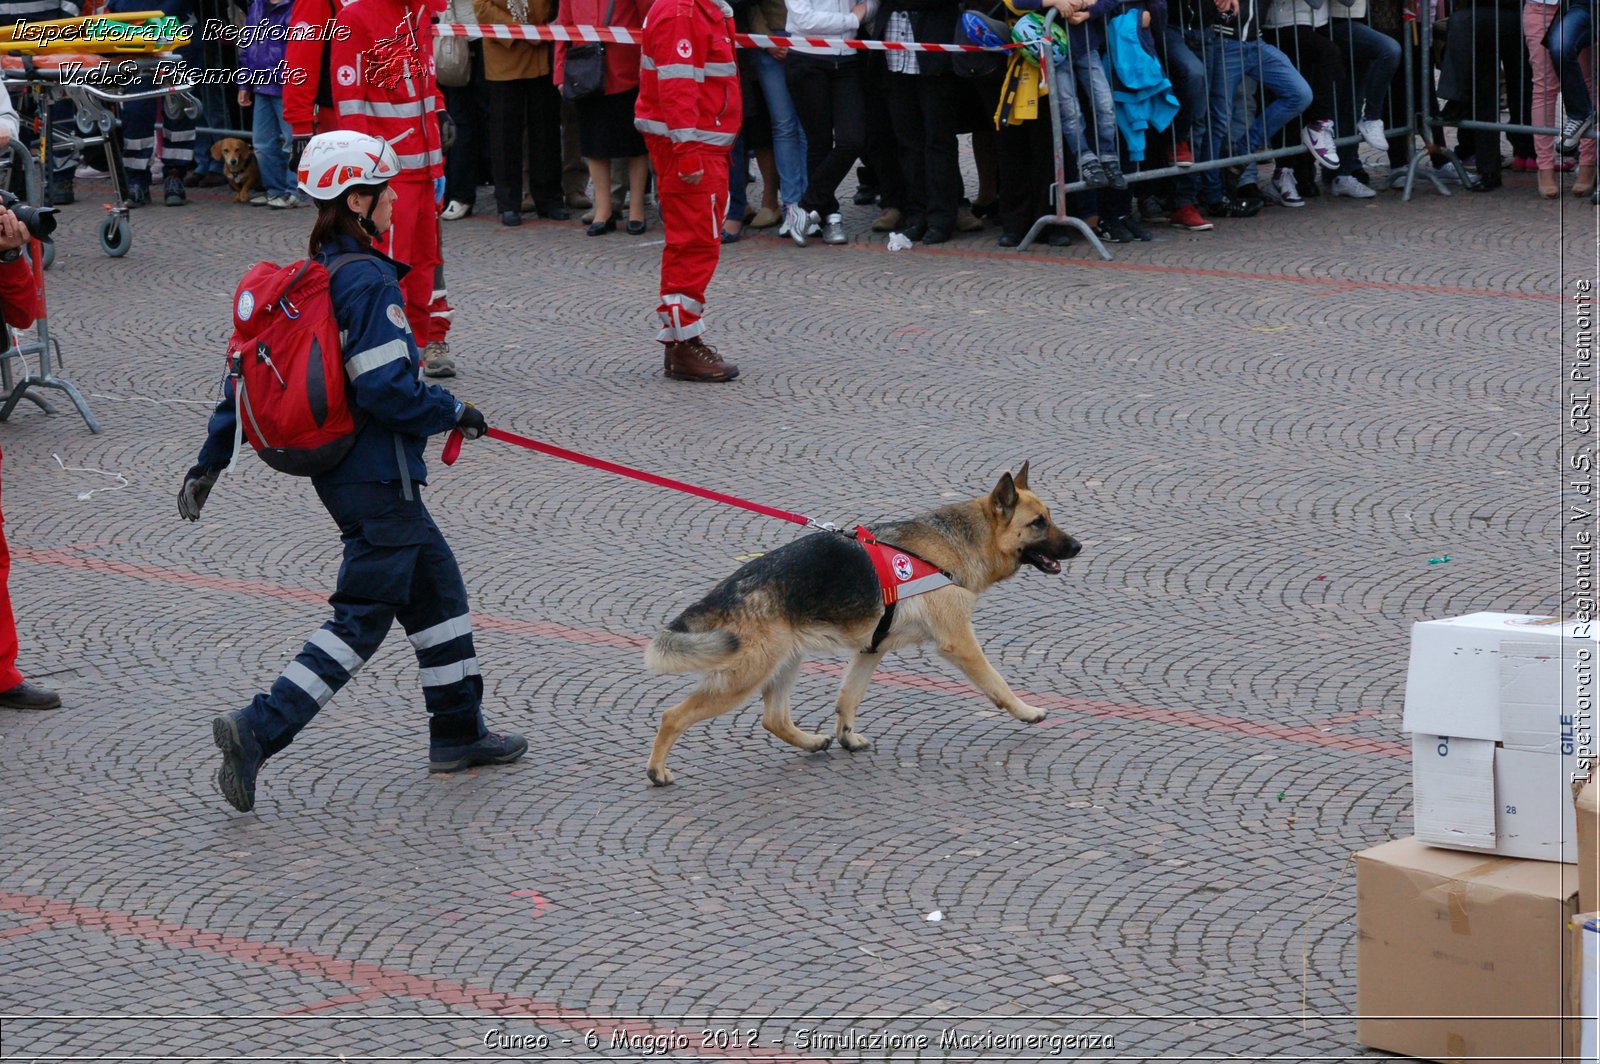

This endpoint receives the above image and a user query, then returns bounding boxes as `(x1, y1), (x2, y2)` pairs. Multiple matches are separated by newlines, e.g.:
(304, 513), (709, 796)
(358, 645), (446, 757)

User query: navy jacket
(196, 235), (461, 487)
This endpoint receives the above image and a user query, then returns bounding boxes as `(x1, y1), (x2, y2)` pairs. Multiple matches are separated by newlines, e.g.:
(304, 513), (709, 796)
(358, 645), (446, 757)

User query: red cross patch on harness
(855, 526), (954, 605)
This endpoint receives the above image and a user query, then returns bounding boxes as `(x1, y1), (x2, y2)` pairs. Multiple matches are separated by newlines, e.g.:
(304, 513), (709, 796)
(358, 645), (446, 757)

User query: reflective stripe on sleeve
(345, 338), (411, 379)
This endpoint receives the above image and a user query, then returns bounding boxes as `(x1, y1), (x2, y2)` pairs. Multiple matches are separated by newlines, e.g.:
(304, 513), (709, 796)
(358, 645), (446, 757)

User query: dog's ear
(990, 471), (1018, 519)
(210, 141), (223, 161)
(1015, 460), (1030, 492)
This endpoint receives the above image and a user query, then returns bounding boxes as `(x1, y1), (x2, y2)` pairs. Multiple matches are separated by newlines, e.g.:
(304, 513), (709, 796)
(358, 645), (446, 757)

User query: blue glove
(434, 177), (446, 207)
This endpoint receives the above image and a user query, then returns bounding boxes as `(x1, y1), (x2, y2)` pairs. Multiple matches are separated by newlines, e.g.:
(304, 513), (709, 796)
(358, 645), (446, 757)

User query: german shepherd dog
(644, 463), (1081, 785)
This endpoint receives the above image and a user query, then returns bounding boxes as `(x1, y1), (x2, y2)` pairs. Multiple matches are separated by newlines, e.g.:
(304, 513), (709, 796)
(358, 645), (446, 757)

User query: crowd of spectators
(2, 0), (1594, 247)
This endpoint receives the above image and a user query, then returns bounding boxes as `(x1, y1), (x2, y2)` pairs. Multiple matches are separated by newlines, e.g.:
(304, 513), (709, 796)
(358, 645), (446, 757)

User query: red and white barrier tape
(434, 22), (1016, 53)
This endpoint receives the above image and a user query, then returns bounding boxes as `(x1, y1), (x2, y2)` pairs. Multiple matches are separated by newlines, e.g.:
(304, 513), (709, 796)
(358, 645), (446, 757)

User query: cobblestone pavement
(0, 157), (1592, 1062)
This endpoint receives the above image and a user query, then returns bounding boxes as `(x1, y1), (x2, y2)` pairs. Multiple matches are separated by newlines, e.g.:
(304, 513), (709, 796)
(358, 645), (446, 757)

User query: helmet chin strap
(351, 187), (385, 238)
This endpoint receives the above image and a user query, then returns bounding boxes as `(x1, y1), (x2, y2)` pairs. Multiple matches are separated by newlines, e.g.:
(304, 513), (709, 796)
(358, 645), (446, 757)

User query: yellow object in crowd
(0, 12), (182, 55)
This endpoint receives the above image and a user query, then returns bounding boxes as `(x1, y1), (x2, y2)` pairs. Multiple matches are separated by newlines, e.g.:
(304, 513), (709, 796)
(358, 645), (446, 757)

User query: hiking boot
(213, 710), (265, 812)
(423, 340), (456, 378)
(164, 174), (187, 206)
(429, 730), (528, 774)
(0, 681), (61, 709)
(663, 338), (739, 382)
(870, 207), (903, 232)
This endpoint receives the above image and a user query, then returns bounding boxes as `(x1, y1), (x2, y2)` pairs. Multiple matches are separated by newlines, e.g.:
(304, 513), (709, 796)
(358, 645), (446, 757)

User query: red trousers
(0, 445), (23, 690)
(648, 145), (729, 344)
(375, 180), (452, 347)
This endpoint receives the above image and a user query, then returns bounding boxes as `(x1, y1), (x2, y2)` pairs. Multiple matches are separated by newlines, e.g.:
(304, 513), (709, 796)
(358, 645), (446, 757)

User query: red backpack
(227, 254), (369, 476)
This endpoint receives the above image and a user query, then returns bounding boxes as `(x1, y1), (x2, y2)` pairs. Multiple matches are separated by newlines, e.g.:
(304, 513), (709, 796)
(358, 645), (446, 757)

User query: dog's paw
(646, 765), (675, 787)
(838, 728), (871, 753)
(1010, 703), (1047, 724)
(800, 733), (832, 754)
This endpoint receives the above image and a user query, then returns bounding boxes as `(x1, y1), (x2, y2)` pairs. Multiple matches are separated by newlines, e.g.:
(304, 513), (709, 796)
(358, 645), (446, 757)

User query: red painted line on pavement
(14, 547), (1405, 760)
(0, 890), (839, 1063)
(0, 919), (53, 941)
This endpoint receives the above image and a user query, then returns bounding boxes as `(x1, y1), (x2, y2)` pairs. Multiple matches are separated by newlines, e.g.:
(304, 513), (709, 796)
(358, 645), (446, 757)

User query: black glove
(438, 110), (457, 153)
(178, 464), (219, 521)
(289, 135), (310, 171)
(456, 403), (487, 440)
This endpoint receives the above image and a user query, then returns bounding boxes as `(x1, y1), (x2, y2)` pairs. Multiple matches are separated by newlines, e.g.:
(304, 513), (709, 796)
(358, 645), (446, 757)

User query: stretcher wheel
(40, 238), (54, 270)
(98, 215), (129, 258)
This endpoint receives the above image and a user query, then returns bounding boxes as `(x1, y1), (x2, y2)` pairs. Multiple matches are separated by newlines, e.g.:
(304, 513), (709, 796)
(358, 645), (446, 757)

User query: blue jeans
(252, 92), (292, 197)
(1053, 48), (1117, 161)
(1324, 18), (1400, 174)
(1548, 1), (1597, 123)
(1162, 26), (1208, 141)
(729, 51), (810, 218)
(1198, 34), (1312, 200)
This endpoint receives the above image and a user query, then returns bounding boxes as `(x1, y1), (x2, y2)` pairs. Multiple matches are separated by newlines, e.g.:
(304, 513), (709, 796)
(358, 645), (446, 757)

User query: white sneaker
(821, 212), (846, 245)
(780, 202), (811, 247)
(267, 194), (295, 209)
(1330, 174), (1377, 199)
(1264, 167), (1304, 207)
(249, 191), (269, 206)
(1356, 117), (1387, 153)
(1301, 119), (1341, 170)
(441, 199), (472, 221)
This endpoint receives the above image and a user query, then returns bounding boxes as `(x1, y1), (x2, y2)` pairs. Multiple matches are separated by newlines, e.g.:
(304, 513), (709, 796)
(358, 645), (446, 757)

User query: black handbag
(562, 0), (616, 100)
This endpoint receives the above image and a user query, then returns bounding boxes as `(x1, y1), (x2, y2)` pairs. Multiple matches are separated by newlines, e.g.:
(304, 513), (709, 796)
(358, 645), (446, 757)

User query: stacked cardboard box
(1356, 613), (1594, 1063)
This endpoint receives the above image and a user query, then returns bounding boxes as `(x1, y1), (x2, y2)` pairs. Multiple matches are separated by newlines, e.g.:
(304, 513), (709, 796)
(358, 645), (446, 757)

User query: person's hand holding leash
(177, 464), (220, 521)
(455, 402), (487, 440)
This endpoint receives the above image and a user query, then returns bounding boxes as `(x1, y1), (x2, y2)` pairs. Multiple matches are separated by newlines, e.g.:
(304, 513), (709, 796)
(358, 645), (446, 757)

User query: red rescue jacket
(328, 0), (446, 181)
(283, 0), (359, 136)
(633, 0), (742, 170)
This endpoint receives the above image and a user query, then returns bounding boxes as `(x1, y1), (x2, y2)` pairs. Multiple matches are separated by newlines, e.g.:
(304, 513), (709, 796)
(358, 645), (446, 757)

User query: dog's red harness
(854, 526), (955, 653)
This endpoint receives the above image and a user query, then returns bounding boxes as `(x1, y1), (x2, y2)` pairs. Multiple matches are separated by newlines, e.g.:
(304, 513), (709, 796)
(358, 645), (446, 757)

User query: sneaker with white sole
(780, 203), (814, 247)
(1330, 174), (1377, 198)
(1558, 113), (1596, 157)
(1264, 167), (1304, 207)
(1301, 119), (1341, 169)
(1356, 117), (1388, 153)
(821, 212), (847, 245)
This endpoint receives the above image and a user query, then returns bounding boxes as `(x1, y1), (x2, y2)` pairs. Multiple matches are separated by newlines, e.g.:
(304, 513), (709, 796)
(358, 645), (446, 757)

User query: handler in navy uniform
(178, 131), (526, 814)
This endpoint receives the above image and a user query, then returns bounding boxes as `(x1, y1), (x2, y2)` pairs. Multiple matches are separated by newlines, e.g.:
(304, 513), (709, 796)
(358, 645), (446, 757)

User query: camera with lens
(0, 190), (58, 240)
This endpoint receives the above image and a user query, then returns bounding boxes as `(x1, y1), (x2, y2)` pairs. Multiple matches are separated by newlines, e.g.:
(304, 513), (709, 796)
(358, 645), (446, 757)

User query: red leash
(442, 426), (816, 527)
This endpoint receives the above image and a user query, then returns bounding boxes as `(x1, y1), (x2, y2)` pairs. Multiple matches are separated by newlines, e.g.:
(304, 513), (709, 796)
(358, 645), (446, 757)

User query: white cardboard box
(1403, 613), (1595, 863)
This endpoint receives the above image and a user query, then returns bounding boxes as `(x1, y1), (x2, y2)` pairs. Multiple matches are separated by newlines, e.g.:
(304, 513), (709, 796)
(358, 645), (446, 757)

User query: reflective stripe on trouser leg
(242, 600), (392, 758)
(650, 143), (726, 344)
(121, 99), (157, 175)
(394, 505), (484, 744)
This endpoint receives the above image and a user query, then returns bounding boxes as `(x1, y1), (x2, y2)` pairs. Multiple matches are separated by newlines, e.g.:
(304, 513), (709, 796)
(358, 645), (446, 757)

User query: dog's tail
(644, 627), (740, 673)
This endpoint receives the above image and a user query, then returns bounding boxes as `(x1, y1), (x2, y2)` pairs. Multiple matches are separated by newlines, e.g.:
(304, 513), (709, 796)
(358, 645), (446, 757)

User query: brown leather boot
(663, 338), (740, 382)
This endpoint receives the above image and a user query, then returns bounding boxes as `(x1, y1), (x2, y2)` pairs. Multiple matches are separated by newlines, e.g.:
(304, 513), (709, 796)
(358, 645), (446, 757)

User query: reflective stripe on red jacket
(633, 0), (742, 166)
(329, 0), (446, 180)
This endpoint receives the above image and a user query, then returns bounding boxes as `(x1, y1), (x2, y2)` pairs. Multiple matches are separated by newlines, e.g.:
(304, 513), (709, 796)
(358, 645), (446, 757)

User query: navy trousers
(241, 481), (486, 758)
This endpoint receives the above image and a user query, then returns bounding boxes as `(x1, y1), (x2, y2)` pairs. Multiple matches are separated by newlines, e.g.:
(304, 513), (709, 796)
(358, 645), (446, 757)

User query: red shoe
(1167, 204), (1213, 231)
(1172, 139), (1193, 167)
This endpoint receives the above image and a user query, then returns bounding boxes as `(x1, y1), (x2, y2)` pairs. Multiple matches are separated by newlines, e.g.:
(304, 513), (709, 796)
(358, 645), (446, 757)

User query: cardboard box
(1575, 912), (1600, 1064)
(1357, 836), (1580, 1064)
(1404, 613), (1594, 861)
(1580, 778), (1599, 914)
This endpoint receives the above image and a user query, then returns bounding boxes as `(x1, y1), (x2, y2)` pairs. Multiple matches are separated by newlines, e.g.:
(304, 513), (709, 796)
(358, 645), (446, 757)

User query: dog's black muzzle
(1022, 533), (1080, 575)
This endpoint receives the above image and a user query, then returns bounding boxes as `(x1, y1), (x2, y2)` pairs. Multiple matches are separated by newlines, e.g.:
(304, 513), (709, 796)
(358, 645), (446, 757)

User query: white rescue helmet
(296, 133), (402, 201)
